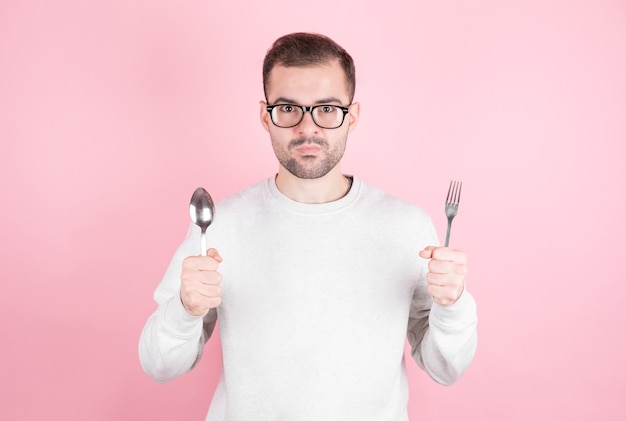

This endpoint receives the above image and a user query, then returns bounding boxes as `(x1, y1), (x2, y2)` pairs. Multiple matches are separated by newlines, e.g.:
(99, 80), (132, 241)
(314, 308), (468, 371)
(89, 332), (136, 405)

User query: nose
(295, 110), (320, 135)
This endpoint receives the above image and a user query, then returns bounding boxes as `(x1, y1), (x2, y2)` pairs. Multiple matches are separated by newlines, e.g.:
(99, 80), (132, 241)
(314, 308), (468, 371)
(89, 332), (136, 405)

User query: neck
(275, 166), (351, 204)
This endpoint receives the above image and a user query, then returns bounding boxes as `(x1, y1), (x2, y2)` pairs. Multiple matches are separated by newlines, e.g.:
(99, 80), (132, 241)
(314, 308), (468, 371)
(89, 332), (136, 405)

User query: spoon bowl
(189, 187), (215, 256)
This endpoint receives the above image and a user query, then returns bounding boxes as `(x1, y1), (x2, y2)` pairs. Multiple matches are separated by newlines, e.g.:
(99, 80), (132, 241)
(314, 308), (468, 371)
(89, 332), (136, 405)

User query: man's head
(260, 33), (360, 183)
(262, 32), (356, 103)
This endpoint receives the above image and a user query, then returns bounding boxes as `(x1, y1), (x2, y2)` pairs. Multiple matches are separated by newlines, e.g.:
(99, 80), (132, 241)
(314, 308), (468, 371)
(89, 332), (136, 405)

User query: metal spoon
(189, 187), (215, 256)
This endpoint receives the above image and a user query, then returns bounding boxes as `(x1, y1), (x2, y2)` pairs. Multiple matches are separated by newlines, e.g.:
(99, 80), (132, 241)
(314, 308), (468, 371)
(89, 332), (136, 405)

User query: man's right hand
(180, 248), (223, 316)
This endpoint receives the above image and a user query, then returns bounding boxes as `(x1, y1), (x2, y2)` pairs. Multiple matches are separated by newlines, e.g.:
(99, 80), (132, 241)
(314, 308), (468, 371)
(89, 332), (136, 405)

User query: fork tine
(446, 180), (454, 204)
(447, 180), (462, 205)
(455, 181), (462, 205)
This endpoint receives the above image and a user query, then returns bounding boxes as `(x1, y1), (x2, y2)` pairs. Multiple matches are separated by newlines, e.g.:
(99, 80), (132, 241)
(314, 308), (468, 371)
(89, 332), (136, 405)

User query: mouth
(295, 145), (322, 156)
(290, 137), (327, 156)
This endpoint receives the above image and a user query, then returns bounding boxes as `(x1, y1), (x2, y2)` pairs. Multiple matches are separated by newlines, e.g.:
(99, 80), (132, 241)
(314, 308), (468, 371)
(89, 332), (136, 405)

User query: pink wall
(1, 0), (624, 419)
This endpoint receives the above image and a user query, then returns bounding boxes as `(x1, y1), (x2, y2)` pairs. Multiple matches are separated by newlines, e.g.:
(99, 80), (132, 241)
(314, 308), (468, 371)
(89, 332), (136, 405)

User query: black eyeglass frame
(265, 103), (351, 129)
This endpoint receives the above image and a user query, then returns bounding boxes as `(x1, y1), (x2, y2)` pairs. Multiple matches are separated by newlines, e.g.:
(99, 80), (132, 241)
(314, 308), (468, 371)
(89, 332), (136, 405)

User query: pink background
(1, 0), (625, 419)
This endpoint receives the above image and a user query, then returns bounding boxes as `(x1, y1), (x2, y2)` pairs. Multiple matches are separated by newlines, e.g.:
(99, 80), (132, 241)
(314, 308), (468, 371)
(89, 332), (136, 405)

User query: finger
(181, 280), (221, 296)
(428, 259), (467, 276)
(206, 248), (223, 263)
(427, 271), (465, 288)
(181, 269), (222, 287)
(428, 258), (453, 274)
(199, 271), (222, 286)
(419, 246), (436, 259)
(183, 254), (221, 271)
(191, 283), (222, 299)
(180, 279), (222, 300)
(431, 247), (468, 264)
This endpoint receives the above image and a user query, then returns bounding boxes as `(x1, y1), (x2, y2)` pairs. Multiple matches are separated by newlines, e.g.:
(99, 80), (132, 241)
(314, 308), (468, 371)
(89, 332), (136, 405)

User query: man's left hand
(419, 246), (468, 306)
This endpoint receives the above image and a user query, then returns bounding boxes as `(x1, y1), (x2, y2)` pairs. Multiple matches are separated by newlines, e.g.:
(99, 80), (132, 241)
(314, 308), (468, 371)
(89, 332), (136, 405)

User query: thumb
(419, 246), (436, 259)
(206, 248), (223, 263)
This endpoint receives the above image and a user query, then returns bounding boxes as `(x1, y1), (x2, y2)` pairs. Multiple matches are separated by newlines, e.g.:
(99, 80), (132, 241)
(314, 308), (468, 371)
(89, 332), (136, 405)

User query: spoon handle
(201, 228), (207, 256)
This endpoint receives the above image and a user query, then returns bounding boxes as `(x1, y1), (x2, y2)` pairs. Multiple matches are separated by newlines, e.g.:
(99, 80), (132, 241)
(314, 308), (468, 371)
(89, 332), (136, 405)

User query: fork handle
(444, 219), (452, 247)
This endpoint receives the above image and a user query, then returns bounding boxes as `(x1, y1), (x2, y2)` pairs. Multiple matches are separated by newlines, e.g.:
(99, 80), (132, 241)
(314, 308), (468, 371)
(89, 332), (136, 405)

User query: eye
(279, 105), (296, 113)
(319, 105), (336, 113)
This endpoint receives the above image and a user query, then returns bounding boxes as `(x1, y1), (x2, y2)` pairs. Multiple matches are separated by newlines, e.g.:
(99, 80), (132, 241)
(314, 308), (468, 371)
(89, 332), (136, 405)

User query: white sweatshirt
(139, 177), (478, 421)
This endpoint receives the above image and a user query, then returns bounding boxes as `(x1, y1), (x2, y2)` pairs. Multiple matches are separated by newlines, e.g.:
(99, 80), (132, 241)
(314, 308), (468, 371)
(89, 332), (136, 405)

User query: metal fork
(444, 180), (462, 247)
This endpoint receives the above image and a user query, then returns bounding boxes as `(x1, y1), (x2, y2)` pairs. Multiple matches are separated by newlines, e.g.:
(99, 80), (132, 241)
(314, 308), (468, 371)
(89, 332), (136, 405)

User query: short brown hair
(262, 32), (356, 103)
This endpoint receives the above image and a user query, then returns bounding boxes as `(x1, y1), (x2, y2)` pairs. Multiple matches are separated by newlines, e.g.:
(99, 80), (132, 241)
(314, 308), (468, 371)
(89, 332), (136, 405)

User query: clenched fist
(180, 248), (223, 316)
(419, 246), (467, 306)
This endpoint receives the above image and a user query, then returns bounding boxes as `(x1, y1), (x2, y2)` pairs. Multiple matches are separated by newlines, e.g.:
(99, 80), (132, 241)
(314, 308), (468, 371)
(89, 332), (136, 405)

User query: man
(139, 32), (477, 420)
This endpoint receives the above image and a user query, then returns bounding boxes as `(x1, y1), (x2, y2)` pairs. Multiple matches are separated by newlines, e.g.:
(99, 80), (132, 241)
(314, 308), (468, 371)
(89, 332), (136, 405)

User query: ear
(260, 101), (270, 133)
(347, 102), (360, 134)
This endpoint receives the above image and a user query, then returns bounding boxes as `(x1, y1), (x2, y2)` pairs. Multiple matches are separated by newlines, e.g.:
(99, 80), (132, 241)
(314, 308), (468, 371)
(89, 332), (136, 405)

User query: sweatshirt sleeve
(138, 224), (218, 383)
(407, 287), (478, 385)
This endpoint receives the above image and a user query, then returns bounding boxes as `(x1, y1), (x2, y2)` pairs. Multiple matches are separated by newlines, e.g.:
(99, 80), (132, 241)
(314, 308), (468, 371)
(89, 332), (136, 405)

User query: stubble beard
(272, 135), (347, 179)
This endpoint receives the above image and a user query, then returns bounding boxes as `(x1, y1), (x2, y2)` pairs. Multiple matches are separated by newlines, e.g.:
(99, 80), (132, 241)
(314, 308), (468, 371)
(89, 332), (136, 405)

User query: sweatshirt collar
(266, 175), (361, 214)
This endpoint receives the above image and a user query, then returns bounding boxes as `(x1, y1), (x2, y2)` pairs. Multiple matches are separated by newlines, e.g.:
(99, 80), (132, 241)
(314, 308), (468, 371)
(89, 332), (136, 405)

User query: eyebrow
(271, 96), (344, 105)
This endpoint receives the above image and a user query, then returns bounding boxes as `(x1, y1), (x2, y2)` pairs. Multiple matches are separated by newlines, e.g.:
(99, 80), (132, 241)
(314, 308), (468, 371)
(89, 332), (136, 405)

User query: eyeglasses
(266, 103), (350, 129)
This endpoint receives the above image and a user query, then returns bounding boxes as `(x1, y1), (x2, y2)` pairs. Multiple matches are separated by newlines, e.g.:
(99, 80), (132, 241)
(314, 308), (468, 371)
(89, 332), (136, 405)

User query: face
(260, 61), (360, 179)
